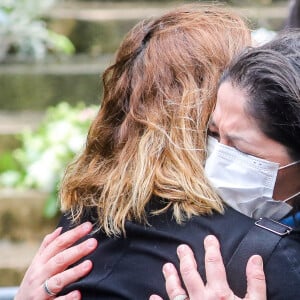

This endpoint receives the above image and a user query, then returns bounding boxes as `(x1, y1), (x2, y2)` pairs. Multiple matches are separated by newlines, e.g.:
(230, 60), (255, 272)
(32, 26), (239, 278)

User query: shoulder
(57, 208), (98, 232)
(266, 231), (300, 298)
(270, 230), (300, 269)
(147, 203), (253, 234)
(146, 205), (254, 263)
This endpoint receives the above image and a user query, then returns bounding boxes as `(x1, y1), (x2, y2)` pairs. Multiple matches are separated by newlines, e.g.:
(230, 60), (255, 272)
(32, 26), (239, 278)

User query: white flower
(47, 121), (73, 144)
(25, 146), (63, 191)
(68, 134), (86, 153)
(0, 171), (21, 187)
(0, 103), (96, 197)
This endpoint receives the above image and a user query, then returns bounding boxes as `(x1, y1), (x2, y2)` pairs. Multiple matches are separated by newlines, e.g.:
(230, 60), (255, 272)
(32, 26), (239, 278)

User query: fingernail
(83, 222), (92, 231)
(204, 235), (218, 247)
(204, 235), (216, 243)
(252, 255), (263, 266)
(177, 244), (188, 257)
(83, 260), (92, 270)
(70, 290), (81, 299)
(162, 263), (174, 276)
(54, 227), (62, 234)
(87, 238), (97, 248)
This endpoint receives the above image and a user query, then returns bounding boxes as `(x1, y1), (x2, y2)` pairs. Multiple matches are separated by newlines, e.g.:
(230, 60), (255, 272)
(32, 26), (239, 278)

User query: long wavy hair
(60, 4), (251, 235)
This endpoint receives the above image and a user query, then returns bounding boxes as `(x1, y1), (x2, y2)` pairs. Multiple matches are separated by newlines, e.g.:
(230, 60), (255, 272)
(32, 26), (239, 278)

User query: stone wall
(0, 189), (58, 286)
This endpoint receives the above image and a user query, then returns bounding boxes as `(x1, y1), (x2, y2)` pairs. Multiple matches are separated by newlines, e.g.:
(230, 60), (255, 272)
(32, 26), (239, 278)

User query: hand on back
(15, 222), (97, 300)
(150, 235), (266, 300)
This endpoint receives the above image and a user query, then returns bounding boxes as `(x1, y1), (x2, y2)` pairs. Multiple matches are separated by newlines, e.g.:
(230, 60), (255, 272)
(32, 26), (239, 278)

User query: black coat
(58, 197), (300, 299)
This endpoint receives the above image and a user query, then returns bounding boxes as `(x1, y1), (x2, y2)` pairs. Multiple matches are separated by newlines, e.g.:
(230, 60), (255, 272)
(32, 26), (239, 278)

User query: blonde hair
(60, 4), (251, 236)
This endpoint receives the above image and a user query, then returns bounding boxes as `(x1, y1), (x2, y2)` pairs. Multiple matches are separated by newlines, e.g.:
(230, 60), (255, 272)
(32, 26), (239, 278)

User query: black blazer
(58, 197), (300, 299)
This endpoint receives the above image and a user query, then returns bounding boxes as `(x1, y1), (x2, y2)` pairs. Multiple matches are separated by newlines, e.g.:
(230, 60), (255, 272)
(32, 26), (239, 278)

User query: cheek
(242, 124), (291, 165)
(265, 144), (292, 166)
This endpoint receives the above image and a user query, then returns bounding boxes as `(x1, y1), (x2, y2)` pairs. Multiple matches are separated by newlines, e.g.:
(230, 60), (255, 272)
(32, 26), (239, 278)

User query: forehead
(213, 81), (291, 164)
(213, 81), (256, 130)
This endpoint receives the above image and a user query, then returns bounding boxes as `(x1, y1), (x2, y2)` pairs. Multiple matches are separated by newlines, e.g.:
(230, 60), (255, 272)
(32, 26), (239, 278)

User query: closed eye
(207, 122), (220, 141)
(207, 116), (220, 140)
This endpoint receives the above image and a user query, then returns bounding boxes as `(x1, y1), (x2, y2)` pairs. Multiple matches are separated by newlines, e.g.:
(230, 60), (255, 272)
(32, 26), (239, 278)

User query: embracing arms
(15, 223), (266, 300)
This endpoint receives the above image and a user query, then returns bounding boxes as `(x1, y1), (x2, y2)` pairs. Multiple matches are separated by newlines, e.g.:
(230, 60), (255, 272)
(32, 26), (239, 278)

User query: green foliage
(0, 102), (98, 217)
(48, 31), (75, 55)
(0, 152), (19, 173)
(0, 0), (75, 61)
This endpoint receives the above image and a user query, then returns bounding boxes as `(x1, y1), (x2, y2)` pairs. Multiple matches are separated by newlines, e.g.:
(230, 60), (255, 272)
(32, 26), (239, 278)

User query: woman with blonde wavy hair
(61, 5), (249, 235)
(56, 5), (253, 299)
(15, 4), (266, 300)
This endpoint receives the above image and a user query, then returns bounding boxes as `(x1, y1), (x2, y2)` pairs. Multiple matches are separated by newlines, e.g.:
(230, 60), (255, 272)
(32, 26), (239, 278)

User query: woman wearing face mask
(152, 30), (300, 300)
(206, 30), (300, 225)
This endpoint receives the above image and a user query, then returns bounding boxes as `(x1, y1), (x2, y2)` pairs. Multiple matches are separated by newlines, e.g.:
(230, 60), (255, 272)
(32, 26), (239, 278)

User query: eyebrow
(208, 117), (251, 145)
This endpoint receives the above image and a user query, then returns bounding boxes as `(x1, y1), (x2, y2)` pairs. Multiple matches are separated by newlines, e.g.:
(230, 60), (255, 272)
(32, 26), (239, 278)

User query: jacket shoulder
(265, 231), (300, 299)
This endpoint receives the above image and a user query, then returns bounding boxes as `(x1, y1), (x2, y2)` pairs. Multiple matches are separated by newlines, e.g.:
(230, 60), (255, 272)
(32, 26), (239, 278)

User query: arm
(150, 235), (266, 300)
(15, 222), (98, 300)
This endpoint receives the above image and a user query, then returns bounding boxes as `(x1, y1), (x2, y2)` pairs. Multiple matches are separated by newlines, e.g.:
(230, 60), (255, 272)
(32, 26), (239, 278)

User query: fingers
(163, 262), (188, 300)
(45, 260), (93, 296)
(152, 237), (266, 300)
(162, 238), (233, 300)
(46, 237), (97, 275)
(41, 222), (94, 263)
(38, 227), (63, 254)
(177, 244), (205, 298)
(55, 290), (81, 300)
(204, 235), (234, 299)
(204, 235), (227, 286)
(15, 223), (96, 300)
(245, 255), (266, 300)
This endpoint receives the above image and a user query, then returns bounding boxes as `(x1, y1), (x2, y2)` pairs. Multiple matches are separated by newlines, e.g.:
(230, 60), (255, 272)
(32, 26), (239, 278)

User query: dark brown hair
(220, 29), (300, 160)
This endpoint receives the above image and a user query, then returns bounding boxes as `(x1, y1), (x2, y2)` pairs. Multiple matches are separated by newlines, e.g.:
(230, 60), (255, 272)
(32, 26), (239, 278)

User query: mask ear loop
(278, 160), (300, 202)
(283, 191), (300, 203)
(279, 159), (300, 170)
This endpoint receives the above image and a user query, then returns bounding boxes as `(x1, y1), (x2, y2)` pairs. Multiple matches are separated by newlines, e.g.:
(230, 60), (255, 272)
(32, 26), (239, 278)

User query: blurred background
(0, 0), (297, 291)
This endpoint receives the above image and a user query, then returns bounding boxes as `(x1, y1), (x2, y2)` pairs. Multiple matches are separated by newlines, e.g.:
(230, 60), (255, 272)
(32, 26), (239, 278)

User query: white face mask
(204, 137), (299, 220)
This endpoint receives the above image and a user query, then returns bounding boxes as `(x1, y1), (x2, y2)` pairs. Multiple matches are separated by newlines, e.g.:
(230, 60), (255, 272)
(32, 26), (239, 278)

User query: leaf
(0, 152), (19, 172)
(48, 31), (75, 55)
